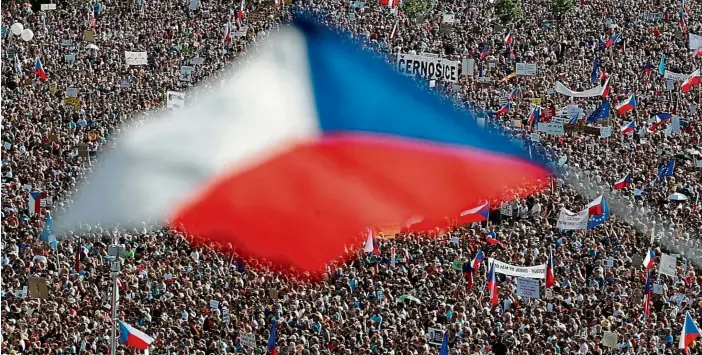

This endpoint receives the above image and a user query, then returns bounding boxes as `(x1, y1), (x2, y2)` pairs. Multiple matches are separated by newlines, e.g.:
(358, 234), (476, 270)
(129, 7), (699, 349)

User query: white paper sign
(240, 332), (256, 348)
(66, 87), (79, 98)
(516, 63), (538, 76)
(166, 91), (185, 109)
(124, 51), (148, 66)
(600, 127), (612, 138)
(189, 0), (199, 10)
(664, 70), (688, 81)
(530, 133), (540, 142)
(462, 58), (474, 77)
(658, 254), (677, 277)
(427, 327), (444, 345)
(516, 277), (540, 299)
(442, 13), (455, 24)
(209, 299), (219, 309)
(500, 202), (512, 216)
(179, 66), (194, 82)
(537, 122), (565, 136)
(653, 283), (663, 294)
(222, 308), (230, 323)
(487, 259), (546, 279)
(567, 104), (580, 118)
(690, 33), (702, 50)
(396, 53), (460, 83)
(556, 208), (589, 230)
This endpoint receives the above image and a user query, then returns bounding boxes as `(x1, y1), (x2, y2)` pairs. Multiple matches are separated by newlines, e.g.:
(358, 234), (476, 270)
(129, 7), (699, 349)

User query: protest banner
(556, 208), (588, 230)
(125, 51), (148, 66)
(516, 63), (538, 76)
(180, 66), (195, 82)
(640, 13), (664, 22)
(461, 58), (474, 77)
(664, 70), (687, 81)
(600, 127), (612, 138)
(427, 328), (444, 345)
(603, 332), (618, 348)
(516, 277), (540, 299)
(189, 0), (199, 10)
(66, 87), (78, 98)
(537, 122), (564, 136)
(396, 53), (459, 83)
(500, 202), (512, 216)
(690, 33), (702, 50)
(166, 91), (185, 109)
(240, 333), (256, 347)
(554, 81), (606, 97)
(530, 133), (540, 142)
(653, 283), (663, 294)
(442, 13), (455, 24)
(487, 259), (546, 279)
(40, 3), (57, 10)
(658, 254), (677, 277)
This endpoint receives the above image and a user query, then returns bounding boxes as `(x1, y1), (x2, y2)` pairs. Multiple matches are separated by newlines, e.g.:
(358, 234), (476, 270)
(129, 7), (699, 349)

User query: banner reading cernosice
(487, 258), (546, 279)
(554, 81), (606, 97)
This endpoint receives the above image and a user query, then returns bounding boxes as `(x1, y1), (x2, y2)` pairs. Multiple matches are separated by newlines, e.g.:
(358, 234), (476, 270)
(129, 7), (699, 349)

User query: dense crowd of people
(2, 0), (701, 353)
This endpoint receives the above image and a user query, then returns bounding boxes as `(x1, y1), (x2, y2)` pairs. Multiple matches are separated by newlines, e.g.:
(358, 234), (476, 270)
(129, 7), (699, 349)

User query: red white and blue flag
(267, 320), (278, 355)
(457, 202), (489, 224)
(486, 261), (499, 306)
(118, 320), (155, 350)
(586, 195), (604, 215)
(28, 191), (43, 216)
(545, 249), (555, 288)
(679, 312), (700, 352)
(643, 271), (652, 317)
(34, 58), (47, 80)
(496, 102), (511, 115)
(620, 120), (636, 134)
(616, 95), (637, 115)
(504, 32), (513, 45)
(613, 174), (631, 190)
(472, 248), (485, 271)
(648, 112), (672, 132)
(643, 248), (656, 271)
(56, 20), (551, 272)
(681, 69), (700, 93)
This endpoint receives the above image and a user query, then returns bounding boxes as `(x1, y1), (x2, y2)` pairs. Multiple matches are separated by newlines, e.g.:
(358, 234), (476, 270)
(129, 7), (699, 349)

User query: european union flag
(586, 100), (610, 124)
(657, 160), (675, 181)
(588, 198), (609, 229)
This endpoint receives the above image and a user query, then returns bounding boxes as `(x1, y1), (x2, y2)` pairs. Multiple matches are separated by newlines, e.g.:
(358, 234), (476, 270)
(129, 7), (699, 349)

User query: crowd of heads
(2, 0), (701, 353)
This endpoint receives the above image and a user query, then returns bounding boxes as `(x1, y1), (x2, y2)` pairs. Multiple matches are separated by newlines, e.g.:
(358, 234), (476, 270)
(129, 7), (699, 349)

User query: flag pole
(108, 242), (125, 354)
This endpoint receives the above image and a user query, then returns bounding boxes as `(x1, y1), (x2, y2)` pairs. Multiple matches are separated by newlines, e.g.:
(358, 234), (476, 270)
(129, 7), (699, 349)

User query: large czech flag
(118, 321), (154, 350)
(57, 19), (550, 272)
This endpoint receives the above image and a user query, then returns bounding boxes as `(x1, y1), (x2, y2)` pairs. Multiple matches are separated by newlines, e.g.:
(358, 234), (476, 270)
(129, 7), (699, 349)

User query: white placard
(166, 91), (185, 109)
(556, 208), (588, 230)
(240, 332), (256, 348)
(690, 33), (702, 50)
(190, 56), (205, 65)
(658, 254), (677, 277)
(222, 308), (230, 323)
(697, 160), (702, 168)
(603, 331), (618, 348)
(653, 283), (663, 294)
(487, 259), (546, 279)
(500, 202), (512, 216)
(427, 327), (444, 346)
(189, 0), (199, 10)
(567, 104), (580, 118)
(209, 299), (219, 309)
(396, 53), (459, 83)
(442, 13), (455, 24)
(124, 51), (148, 66)
(66, 87), (79, 98)
(179, 66), (194, 82)
(516, 63), (538, 76)
(40, 3), (57, 10)
(462, 58), (474, 77)
(664, 70), (688, 81)
(530, 133), (540, 142)
(537, 122), (565, 136)
(600, 127), (612, 138)
(666, 79), (675, 91)
(545, 288), (553, 299)
(516, 277), (540, 299)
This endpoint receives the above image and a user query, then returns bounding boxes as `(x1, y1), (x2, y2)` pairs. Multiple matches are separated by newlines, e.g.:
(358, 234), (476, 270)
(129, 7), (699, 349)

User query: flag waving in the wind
(616, 95), (637, 115)
(621, 120), (636, 134)
(486, 261), (499, 306)
(504, 32), (513, 45)
(591, 58), (599, 83)
(439, 330), (450, 355)
(679, 312), (700, 352)
(56, 18), (550, 272)
(118, 321), (155, 350)
(527, 106), (541, 125)
(267, 320), (278, 355)
(681, 69), (700, 93)
(643, 271), (652, 317)
(545, 249), (555, 288)
(34, 58), (47, 80)
(643, 248), (655, 271)
(613, 174), (631, 190)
